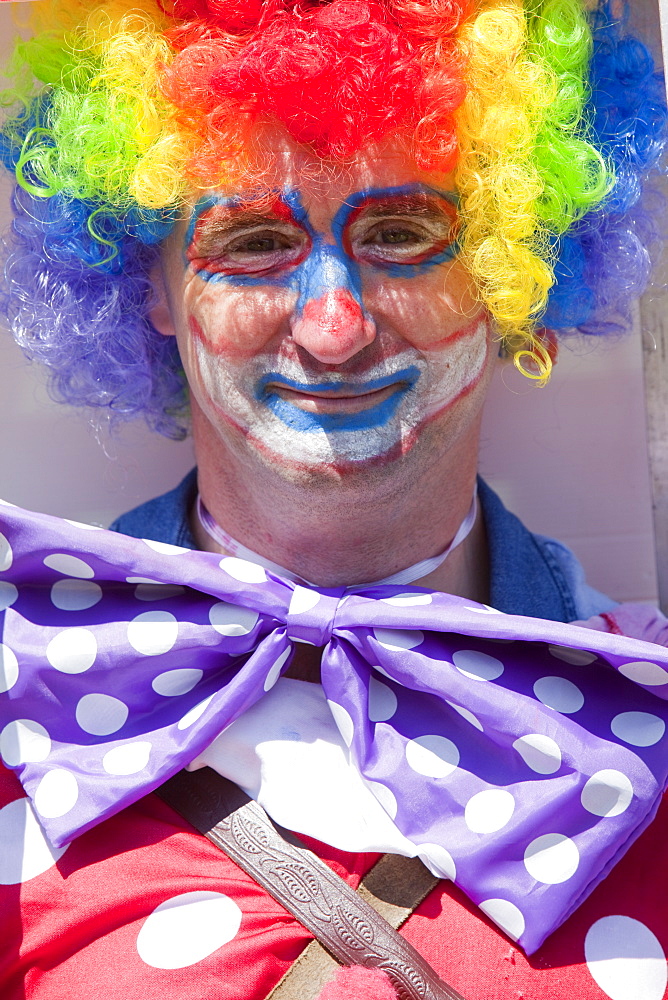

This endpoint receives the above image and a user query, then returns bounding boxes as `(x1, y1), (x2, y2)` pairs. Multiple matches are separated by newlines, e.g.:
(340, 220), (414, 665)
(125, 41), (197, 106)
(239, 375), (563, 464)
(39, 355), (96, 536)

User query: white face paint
(191, 317), (490, 467)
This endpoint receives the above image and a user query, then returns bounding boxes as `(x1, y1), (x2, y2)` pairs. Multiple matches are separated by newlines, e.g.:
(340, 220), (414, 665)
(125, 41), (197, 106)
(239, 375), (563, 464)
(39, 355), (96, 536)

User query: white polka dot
(452, 649), (504, 681)
(416, 843), (456, 880)
(264, 647), (291, 692)
(209, 602), (259, 636)
(327, 700), (355, 747)
(611, 711), (665, 747)
(533, 676), (584, 714)
(0, 643), (19, 693)
(0, 798), (68, 884)
(0, 498), (16, 507)
(524, 833), (579, 884)
(76, 693), (129, 736)
(288, 586), (321, 615)
(548, 644), (597, 665)
(372, 628), (424, 651)
(34, 769), (79, 819)
(127, 611), (178, 656)
(447, 702), (484, 731)
(50, 579), (102, 611)
(178, 694), (214, 730)
(513, 734), (562, 774)
(64, 518), (100, 530)
(103, 741), (152, 776)
(134, 583), (186, 602)
(372, 662), (396, 681)
(0, 581), (18, 611)
(142, 539), (189, 554)
(479, 898), (525, 942)
(584, 915), (667, 1000)
(581, 769), (633, 818)
(46, 628), (97, 674)
(220, 557), (266, 583)
(618, 660), (668, 687)
(406, 734), (459, 779)
(465, 788), (515, 833)
(137, 890), (242, 969)
(381, 592), (433, 606)
(366, 781), (398, 819)
(368, 677), (398, 722)
(43, 554), (94, 579)
(0, 532), (13, 572)
(464, 605), (502, 614)
(152, 668), (203, 697)
(0, 720), (51, 766)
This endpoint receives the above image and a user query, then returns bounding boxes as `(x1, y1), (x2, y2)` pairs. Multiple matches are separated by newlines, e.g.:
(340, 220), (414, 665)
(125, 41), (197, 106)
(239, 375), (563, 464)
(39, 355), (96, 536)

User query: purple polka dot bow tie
(2, 500), (668, 954)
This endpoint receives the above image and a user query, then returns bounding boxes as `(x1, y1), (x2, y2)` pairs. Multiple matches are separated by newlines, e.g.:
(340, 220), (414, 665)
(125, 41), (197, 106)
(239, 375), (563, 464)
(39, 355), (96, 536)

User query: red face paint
(299, 289), (364, 338)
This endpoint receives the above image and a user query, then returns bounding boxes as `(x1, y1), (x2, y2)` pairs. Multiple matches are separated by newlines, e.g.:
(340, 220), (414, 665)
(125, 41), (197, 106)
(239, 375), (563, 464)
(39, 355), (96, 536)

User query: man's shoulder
(532, 532), (617, 621)
(478, 478), (615, 623)
(109, 469), (198, 548)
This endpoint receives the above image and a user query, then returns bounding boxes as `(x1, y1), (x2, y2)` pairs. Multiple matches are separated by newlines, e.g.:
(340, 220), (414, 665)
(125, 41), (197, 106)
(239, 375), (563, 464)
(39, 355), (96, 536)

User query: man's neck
(191, 411), (489, 604)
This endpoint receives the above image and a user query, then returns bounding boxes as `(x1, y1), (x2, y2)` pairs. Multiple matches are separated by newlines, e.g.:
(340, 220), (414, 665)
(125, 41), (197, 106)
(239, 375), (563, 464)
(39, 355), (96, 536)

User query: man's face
(158, 140), (496, 477)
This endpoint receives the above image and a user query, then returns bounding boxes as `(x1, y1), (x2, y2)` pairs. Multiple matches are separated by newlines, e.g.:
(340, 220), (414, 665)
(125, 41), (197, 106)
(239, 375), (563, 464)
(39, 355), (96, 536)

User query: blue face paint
(293, 240), (363, 316)
(254, 366), (421, 433)
(185, 195), (220, 253)
(279, 188), (364, 315)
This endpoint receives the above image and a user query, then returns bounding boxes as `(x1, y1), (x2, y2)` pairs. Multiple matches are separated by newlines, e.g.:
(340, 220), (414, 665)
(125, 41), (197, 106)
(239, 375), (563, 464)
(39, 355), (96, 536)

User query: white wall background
(0, 2), (660, 605)
(479, 337), (657, 603)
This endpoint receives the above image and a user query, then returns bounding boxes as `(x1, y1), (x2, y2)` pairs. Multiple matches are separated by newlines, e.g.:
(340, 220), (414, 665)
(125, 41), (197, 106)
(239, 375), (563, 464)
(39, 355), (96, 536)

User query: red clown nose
(291, 289), (376, 364)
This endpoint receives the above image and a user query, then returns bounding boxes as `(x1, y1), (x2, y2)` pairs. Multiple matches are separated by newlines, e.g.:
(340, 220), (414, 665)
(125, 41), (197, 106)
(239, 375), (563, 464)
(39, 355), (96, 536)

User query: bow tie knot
(286, 585), (345, 647)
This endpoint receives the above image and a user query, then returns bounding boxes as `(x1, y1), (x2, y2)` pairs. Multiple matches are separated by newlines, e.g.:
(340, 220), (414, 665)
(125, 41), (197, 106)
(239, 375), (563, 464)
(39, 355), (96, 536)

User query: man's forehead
(184, 133), (457, 219)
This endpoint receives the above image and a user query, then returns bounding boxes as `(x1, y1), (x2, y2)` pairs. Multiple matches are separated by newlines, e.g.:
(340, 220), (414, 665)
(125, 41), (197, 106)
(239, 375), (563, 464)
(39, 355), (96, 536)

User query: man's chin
(242, 424), (425, 488)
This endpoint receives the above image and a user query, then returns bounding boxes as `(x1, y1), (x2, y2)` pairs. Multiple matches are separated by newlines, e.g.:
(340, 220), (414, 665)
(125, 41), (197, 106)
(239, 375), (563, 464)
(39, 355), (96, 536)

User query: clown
(0, 0), (666, 998)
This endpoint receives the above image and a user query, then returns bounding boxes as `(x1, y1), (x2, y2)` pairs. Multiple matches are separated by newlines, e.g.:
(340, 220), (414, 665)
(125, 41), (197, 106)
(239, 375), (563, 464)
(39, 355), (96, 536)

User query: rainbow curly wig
(0, 0), (665, 437)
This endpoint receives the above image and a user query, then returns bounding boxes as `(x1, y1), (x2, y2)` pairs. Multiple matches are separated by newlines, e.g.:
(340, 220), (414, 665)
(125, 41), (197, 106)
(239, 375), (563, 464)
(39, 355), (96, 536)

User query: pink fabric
(579, 602), (668, 645)
(315, 966), (398, 1000)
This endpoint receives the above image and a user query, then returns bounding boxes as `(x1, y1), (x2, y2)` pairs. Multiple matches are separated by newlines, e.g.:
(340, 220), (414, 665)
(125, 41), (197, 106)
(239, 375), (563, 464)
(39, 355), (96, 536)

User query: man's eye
(229, 233), (293, 254)
(377, 228), (416, 245)
(347, 205), (459, 268)
(363, 225), (422, 247)
(354, 220), (451, 264)
(188, 224), (309, 277)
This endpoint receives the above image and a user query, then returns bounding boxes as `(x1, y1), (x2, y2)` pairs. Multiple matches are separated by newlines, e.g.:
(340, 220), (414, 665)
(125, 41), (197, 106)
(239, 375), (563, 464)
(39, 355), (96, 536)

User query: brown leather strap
(268, 854), (446, 1000)
(157, 767), (467, 1000)
(358, 852), (442, 929)
(267, 940), (339, 999)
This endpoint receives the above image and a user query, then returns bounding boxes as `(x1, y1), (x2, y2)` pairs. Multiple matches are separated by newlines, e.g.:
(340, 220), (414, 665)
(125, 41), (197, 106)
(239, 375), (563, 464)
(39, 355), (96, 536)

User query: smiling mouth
(267, 381), (402, 414)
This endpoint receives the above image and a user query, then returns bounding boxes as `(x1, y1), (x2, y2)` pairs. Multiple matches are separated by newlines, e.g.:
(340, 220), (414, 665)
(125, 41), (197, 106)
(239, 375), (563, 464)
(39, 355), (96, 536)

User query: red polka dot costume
(2, 760), (666, 1000)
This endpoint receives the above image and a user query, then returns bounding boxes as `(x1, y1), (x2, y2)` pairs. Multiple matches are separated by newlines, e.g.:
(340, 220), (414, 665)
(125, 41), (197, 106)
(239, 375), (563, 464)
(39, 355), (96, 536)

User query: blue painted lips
(255, 367), (421, 432)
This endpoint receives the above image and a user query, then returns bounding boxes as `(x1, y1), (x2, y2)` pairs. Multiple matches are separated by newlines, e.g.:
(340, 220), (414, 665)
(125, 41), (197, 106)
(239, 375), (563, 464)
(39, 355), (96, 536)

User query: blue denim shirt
(110, 469), (615, 622)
